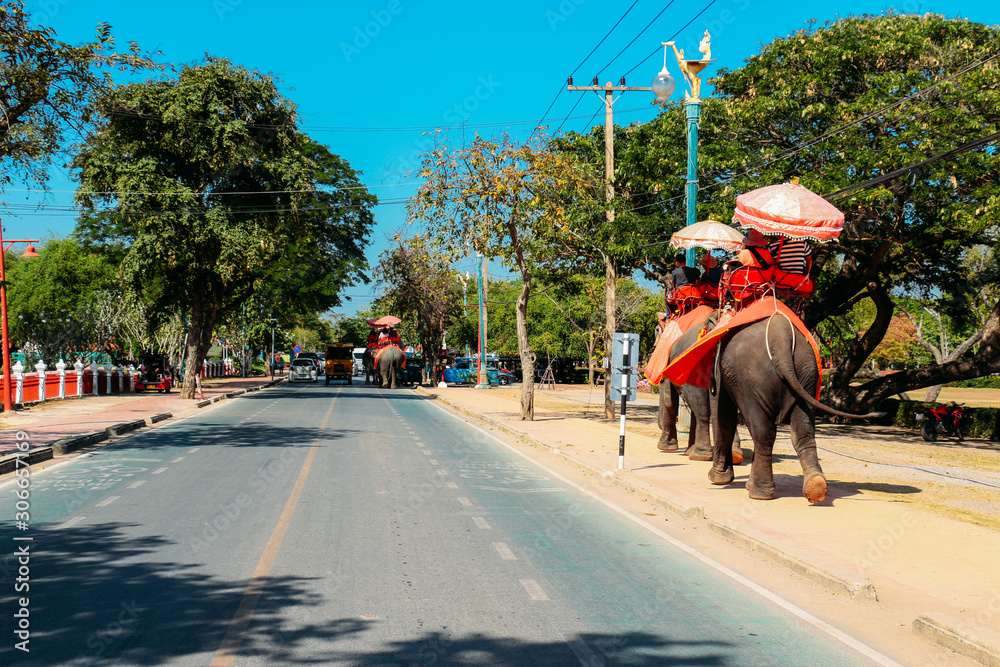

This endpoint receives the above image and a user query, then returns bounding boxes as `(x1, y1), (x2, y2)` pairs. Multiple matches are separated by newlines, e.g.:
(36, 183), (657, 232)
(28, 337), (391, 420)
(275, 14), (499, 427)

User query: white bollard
(57, 359), (67, 399)
(118, 366), (125, 394)
(90, 362), (99, 396)
(13, 361), (23, 404)
(35, 360), (47, 402)
(74, 360), (84, 396)
(106, 365), (114, 394)
(127, 364), (136, 392)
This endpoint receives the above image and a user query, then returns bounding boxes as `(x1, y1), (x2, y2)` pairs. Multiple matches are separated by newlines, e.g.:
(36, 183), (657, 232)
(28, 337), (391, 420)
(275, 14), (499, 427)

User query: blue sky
(7, 0), (1000, 316)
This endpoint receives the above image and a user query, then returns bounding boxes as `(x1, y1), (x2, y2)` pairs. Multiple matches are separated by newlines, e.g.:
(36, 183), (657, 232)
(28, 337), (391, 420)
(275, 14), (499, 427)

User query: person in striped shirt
(767, 235), (812, 274)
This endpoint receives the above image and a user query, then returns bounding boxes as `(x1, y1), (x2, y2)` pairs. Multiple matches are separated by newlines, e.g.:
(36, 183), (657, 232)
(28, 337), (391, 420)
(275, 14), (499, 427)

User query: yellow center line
(211, 392), (338, 667)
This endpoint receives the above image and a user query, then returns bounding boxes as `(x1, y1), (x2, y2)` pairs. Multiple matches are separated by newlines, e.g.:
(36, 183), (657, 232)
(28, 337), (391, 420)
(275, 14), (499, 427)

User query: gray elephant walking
(376, 346), (405, 389)
(707, 313), (875, 503)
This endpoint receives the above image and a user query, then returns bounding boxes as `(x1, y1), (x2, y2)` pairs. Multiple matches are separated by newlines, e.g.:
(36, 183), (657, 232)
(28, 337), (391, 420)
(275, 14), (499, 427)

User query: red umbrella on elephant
(733, 182), (844, 241)
(366, 315), (401, 328)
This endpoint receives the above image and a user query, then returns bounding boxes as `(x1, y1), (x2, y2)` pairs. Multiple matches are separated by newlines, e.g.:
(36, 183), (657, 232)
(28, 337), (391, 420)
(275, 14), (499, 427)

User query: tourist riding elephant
(708, 316), (876, 503)
(657, 314), (744, 464)
(376, 346), (405, 389)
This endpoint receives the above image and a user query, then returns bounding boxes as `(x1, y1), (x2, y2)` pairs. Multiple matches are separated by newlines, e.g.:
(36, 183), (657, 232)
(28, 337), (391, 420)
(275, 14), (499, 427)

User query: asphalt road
(1, 382), (890, 665)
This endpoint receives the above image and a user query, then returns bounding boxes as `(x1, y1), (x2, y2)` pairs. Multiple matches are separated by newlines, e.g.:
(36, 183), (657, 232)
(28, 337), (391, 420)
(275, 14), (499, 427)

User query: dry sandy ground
(497, 385), (1000, 532)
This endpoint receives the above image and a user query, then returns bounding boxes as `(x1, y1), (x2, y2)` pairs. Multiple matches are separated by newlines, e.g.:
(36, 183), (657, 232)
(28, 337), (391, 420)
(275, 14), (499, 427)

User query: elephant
(707, 314), (876, 503)
(656, 313), (744, 464)
(375, 346), (405, 389)
(363, 347), (379, 386)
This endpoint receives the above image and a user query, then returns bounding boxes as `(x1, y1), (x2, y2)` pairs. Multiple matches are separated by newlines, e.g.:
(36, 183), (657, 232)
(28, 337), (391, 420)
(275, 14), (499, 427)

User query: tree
(74, 58), (376, 398)
(0, 1), (157, 188)
(607, 13), (1000, 411)
(5, 238), (120, 363)
(409, 132), (601, 420)
(374, 234), (463, 381)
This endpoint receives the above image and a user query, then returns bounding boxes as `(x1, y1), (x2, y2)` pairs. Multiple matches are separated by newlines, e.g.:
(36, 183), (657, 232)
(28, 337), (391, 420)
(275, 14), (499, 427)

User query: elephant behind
(363, 347), (378, 386)
(375, 346), (405, 389)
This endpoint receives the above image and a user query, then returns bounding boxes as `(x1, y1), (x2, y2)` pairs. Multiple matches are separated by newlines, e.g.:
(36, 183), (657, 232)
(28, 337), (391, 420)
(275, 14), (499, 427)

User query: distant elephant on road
(375, 346), (405, 389)
(708, 315), (876, 503)
(363, 347), (378, 386)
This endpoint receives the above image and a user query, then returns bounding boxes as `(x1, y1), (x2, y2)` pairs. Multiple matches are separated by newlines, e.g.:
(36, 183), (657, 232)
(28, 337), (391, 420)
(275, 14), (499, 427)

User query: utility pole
(476, 254), (489, 389)
(567, 76), (652, 419)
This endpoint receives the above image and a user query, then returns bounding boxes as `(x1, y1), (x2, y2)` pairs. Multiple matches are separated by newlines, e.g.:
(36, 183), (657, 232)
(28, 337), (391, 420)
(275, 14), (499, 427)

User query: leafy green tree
(5, 238), (119, 362)
(0, 1), (157, 188)
(604, 13), (1000, 411)
(74, 58), (375, 398)
(374, 234), (464, 380)
(409, 132), (601, 419)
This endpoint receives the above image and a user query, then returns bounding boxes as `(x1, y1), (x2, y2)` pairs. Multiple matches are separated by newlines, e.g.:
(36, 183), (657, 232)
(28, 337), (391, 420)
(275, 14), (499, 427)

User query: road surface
(1, 383), (895, 665)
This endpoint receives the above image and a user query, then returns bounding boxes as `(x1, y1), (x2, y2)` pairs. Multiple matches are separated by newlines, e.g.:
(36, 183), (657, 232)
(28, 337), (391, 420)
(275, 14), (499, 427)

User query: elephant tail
(766, 326), (882, 421)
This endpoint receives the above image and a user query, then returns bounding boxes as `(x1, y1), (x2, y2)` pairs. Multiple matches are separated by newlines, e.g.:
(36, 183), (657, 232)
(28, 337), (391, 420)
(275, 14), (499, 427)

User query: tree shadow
(0, 521), (734, 665)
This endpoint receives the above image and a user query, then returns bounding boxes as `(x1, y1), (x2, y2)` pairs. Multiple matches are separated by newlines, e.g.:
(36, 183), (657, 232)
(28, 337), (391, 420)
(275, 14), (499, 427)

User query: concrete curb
(195, 399), (213, 408)
(0, 446), (54, 474)
(106, 419), (146, 437)
(147, 412), (172, 425)
(417, 387), (877, 603)
(913, 613), (1000, 667)
(52, 430), (108, 456)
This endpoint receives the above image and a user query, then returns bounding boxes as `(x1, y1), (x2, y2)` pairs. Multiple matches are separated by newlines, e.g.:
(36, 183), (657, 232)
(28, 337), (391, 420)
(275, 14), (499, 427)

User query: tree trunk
(516, 274), (535, 420)
(603, 256), (616, 419)
(180, 298), (216, 399)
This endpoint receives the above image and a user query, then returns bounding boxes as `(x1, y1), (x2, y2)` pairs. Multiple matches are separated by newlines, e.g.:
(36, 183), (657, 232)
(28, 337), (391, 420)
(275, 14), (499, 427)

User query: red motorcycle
(915, 402), (965, 442)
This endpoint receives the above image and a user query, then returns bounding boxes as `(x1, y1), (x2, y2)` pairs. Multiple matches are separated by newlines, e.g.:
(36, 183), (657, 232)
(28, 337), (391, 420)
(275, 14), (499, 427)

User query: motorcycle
(915, 402), (965, 442)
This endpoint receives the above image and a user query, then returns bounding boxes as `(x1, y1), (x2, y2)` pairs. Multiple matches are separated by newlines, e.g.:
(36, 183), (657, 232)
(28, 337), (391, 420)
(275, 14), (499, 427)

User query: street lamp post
(475, 254), (489, 389)
(269, 317), (276, 378)
(0, 222), (40, 412)
(566, 76), (655, 419)
(656, 34), (716, 266)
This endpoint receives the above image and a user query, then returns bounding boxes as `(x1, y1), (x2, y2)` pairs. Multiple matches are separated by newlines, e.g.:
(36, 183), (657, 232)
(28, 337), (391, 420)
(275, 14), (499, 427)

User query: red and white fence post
(57, 359), (67, 399)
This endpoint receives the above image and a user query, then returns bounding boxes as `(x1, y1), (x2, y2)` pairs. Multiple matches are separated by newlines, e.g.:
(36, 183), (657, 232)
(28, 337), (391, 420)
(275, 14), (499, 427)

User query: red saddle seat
(773, 269), (814, 297)
(726, 266), (774, 301)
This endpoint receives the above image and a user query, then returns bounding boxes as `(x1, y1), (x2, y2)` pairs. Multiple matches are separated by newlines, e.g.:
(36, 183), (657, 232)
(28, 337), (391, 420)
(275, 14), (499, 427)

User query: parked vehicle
(288, 358), (318, 383)
(915, 402), (965, 441)
(487, 363), (516, 386)
(325, 343), (353, 385)
(404, 354), (424, 386)
(442, 358), (498, 385)
(135, 353), (173, 393)
(353, 348), (366, 376)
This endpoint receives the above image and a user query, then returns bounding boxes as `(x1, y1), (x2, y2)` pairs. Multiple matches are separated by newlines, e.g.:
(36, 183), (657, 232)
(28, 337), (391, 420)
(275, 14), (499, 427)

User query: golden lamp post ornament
(665, 30), (714, 101)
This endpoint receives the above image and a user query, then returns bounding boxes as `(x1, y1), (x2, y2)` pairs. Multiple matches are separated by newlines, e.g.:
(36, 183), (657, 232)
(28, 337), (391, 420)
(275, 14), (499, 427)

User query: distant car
(288, 358), (318, 383)
(442, 358), (499, 385)
(488, 364), (516, 386)
(404, 354), (424, 386)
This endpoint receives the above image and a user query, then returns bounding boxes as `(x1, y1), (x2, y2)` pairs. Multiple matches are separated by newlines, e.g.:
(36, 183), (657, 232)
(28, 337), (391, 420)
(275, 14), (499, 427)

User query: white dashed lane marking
(446, 482), (459, 489)
(127, 481), (146, 489)
(436, 469), (448, 476)
(520, 579), (549, 601)
(96, 496), (119, 507)
(457, 497), (473, 507)
(492, 542), (517, 560)
(171, 457), (185, 463)
(187, 448), (200, 453)
(471, 517), (491, 530)
(55, 517), (86, 530)
(429, 459), (439, 465)
(153, 467), (168, 474)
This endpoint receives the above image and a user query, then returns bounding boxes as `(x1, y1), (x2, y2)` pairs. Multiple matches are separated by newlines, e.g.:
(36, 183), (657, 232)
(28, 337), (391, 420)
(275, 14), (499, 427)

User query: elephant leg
(741, 403), (778, 500)
(657, 383), (680, 451)
(789, 406), (827, 504)
(683, 387), (714, 461)
(390, 364), (398, 389)
(732, 428), (747, 465)
(709, 387), (736, 485)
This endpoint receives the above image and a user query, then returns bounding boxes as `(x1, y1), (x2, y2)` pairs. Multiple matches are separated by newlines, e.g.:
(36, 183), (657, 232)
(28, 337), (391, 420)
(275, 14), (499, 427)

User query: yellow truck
(325, 343), (354, 385)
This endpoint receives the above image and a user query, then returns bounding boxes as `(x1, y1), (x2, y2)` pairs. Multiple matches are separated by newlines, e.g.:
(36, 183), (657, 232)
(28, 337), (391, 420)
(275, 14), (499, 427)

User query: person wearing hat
(699, 253), (723, 287)
(737, 229), (774, 269)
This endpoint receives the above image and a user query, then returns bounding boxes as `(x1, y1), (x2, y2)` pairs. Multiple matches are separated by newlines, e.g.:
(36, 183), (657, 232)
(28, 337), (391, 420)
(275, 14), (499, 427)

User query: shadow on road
(0, 522), (732, 665)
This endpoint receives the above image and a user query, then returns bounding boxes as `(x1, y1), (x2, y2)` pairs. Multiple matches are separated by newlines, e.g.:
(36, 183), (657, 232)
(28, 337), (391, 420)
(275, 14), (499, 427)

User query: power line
(569, 0), (640, 77)
(623, 0), (719, 78)
(592, 1), (677, 79)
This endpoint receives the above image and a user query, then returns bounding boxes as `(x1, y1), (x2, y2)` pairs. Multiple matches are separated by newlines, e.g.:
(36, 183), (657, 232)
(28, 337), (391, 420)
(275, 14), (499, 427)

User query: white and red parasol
(669, 220), (744, 252)
(733, 182), (844, 241)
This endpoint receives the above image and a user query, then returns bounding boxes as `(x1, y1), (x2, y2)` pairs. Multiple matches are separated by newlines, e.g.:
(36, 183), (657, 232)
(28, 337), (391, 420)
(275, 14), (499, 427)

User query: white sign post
(611, 332), (640, 469)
